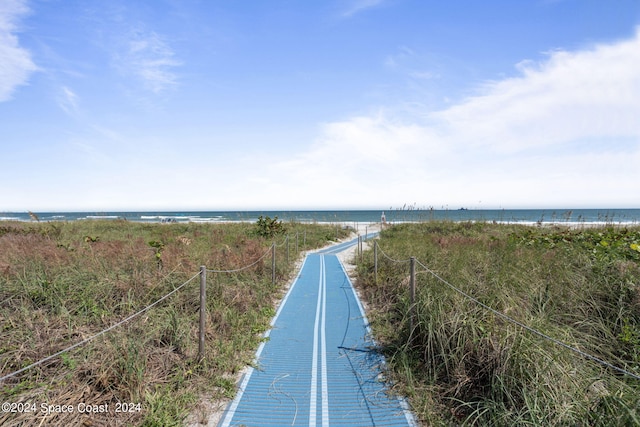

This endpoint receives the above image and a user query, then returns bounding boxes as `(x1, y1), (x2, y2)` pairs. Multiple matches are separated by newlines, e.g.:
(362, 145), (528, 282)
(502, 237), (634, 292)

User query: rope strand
(0, 271), (201, 383)
(414, 259), (640, 381)
(206, 244), (273, 273)
(376, 244), (411, 264)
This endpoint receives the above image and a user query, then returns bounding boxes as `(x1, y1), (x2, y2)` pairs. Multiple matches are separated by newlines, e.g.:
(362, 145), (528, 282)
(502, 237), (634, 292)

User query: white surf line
(309, 255), (330, 427)
(217, 257), (309, 427)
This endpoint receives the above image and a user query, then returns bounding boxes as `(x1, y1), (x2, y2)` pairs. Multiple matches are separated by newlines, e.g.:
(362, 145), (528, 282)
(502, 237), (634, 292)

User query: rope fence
(375, 242), (412, 264)
(369, 240), (640, 381)
(6, 232), (637, 388)
(0, 271), (200, 383)
(0, 242), (283, 384)
(206, 245), (273, 274)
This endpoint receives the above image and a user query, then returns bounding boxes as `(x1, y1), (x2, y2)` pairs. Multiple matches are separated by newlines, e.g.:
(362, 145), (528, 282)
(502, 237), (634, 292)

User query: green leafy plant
(254, 215), (286, 238)
(148, 240), (165, 269)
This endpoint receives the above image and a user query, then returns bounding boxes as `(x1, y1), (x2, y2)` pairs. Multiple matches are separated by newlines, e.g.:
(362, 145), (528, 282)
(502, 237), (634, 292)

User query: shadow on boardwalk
(214, 232), (416, 426)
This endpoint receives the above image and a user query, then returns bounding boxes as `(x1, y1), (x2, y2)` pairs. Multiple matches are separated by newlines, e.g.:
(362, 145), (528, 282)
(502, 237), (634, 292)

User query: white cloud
(434, 28), (640, 153)
(8, 20), (639, 211)
(240, 28), (640, 208)
(114, 28), (181, 94)
(0, 0), (37, 102)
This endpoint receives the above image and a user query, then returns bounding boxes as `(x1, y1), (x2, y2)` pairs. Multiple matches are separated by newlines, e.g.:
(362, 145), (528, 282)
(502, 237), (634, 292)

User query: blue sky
(2, 0), (639, 211)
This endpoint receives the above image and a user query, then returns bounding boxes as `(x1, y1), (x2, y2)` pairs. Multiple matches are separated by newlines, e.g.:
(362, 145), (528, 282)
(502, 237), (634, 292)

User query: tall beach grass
(0, 219), (350, 426)
(355, 221), (640, 426)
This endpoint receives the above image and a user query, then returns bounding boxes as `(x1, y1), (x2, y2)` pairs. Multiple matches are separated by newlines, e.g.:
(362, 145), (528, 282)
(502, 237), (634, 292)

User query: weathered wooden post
(286, 235), (290, 264)
(295, 232), (299, 253)
(409, 257), (416, 338)
(198, 265), (206, 361)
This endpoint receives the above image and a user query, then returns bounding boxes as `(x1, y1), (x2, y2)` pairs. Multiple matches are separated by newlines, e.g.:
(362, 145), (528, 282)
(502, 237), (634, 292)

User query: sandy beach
(334, 222), (381, 271)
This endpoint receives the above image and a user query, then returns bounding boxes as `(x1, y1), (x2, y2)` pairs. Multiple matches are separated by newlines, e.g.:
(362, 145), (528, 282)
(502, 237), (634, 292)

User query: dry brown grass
(1, 220), (349, 426)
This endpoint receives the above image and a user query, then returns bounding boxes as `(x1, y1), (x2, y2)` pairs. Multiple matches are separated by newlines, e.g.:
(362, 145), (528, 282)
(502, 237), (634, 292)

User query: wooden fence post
(198, 265), (206, 361)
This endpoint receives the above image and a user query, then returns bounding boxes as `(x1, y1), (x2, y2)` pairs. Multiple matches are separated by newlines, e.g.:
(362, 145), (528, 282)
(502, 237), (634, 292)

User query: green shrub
(253, 215), (286, 238)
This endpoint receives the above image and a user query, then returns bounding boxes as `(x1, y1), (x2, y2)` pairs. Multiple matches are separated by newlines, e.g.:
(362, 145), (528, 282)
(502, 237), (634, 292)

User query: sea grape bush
(254, 216), (286, 238)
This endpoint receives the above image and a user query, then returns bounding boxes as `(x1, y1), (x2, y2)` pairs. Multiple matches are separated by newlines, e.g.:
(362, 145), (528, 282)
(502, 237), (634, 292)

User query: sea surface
(1, 209), (640, 226)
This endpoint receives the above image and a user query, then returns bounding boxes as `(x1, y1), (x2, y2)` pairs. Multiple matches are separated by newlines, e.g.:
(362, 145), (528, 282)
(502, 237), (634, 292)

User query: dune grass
(0, 219), (350, 426)
(355, 221), (640, 426)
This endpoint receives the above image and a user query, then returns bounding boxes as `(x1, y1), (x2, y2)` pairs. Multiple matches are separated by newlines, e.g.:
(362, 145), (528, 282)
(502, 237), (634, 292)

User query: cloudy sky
(2, 0), (639, 211)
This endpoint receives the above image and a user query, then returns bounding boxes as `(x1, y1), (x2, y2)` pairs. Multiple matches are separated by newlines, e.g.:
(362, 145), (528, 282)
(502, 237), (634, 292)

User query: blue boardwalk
(219, 240), (416, 427)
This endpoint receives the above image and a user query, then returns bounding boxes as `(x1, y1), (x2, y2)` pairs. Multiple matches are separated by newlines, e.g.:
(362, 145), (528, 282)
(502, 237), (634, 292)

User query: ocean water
(1, 209), (640, 225)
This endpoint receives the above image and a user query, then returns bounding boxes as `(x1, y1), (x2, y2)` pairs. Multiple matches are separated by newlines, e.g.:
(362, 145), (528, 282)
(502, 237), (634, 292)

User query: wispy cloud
(341, 0), (387, 18)
(0, 0), (38, 102)
(112, 27), (181, 94)
(434, 27), (640, 153)
(57, 86), (79, 116)
(246, 28), (640, 208)
(81, 25), (640, 210)
(385, 45), (440, 86)
(384, 46), (414, 68)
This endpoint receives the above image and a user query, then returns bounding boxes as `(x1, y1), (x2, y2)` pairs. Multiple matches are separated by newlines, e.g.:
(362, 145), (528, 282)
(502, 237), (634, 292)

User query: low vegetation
(355, 222), (640, 426)
(0, 219), (350, 426)
(253, 215), (286, 238)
